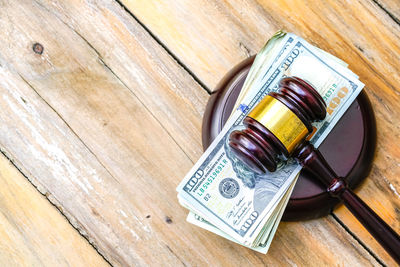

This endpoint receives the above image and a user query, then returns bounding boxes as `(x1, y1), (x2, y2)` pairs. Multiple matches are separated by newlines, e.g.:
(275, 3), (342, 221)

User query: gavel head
(229, 76), (327, 174)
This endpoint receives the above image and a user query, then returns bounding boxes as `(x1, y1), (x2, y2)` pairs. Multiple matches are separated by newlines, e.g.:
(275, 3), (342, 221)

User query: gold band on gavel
(248, 95), (310, 154)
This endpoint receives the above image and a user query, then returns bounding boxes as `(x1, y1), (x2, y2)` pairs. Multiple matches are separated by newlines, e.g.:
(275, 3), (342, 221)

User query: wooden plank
(121, 0), (400, 265)
(0, 0), (380, 265)
(0, 153), (107, 266)
(12, 0), (208, 162)
(120, 0), (276, 91)
(374, 0), (400, 22)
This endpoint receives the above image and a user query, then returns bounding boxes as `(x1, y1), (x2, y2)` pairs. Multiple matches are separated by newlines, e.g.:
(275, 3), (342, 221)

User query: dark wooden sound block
(202, 57), (377, 221)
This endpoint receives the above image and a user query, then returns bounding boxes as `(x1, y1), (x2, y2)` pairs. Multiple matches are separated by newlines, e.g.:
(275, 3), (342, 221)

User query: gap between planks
(0, 147), (113, 267)
(114, 0), (212, 95)
(372, 0), (400, 26)
(331, 213), (385, 266)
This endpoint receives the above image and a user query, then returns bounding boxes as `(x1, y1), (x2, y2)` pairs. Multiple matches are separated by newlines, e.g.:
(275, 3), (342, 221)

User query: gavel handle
(341, 188), (400, 262)
(295, 142), (400, 264)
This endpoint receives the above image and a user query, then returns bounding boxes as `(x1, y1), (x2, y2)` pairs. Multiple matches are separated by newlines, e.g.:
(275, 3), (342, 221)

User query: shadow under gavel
(229, 76), (400, 263)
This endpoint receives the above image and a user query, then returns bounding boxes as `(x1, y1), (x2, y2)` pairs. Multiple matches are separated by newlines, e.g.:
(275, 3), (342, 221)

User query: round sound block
(202, 57), (376, 221)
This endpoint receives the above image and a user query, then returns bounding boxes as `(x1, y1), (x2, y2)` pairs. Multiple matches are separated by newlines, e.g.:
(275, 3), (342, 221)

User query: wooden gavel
(229, 77), (400, 263)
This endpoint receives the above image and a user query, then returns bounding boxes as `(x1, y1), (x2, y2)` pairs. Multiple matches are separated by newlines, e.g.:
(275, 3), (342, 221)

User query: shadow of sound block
(202, 57), (376, 221)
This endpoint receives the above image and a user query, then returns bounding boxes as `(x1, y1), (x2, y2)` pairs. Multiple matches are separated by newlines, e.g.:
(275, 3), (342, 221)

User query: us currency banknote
(234, 31), (351, 110)
(186, 177), (297, 253)
(177, 31), (364, 248)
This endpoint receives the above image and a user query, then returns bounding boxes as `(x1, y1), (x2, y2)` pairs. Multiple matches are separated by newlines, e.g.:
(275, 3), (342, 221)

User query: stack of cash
(177, 31), (364, 253)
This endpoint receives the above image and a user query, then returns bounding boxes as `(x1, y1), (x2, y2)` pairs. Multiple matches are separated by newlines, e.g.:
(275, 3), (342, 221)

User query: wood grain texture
(120, 0), (276, 91)
(0, 153), (107, 266)
(374, 0), (400, 23)
(0, 0), (382, 266)
(121, 0), (400, 265)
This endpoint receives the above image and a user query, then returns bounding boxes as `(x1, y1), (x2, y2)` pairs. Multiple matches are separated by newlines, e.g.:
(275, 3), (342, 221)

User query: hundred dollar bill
(234, 37), (350, 111)
(234, 30), (289, 106)
(177, 32), (364, 246)
(187, 176), (297, 253)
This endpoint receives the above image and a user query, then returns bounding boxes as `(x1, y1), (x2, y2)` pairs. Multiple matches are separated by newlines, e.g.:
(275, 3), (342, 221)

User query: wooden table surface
(0, 0), (399, 266)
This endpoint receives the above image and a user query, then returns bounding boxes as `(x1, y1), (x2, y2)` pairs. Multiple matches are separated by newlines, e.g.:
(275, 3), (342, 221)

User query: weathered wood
(122, 0), (400, 265)
(120, 0), (275, 91)
(0, 153), (107, 266)
(374, 0), (400, 23)
(0, 0), (382, 266)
